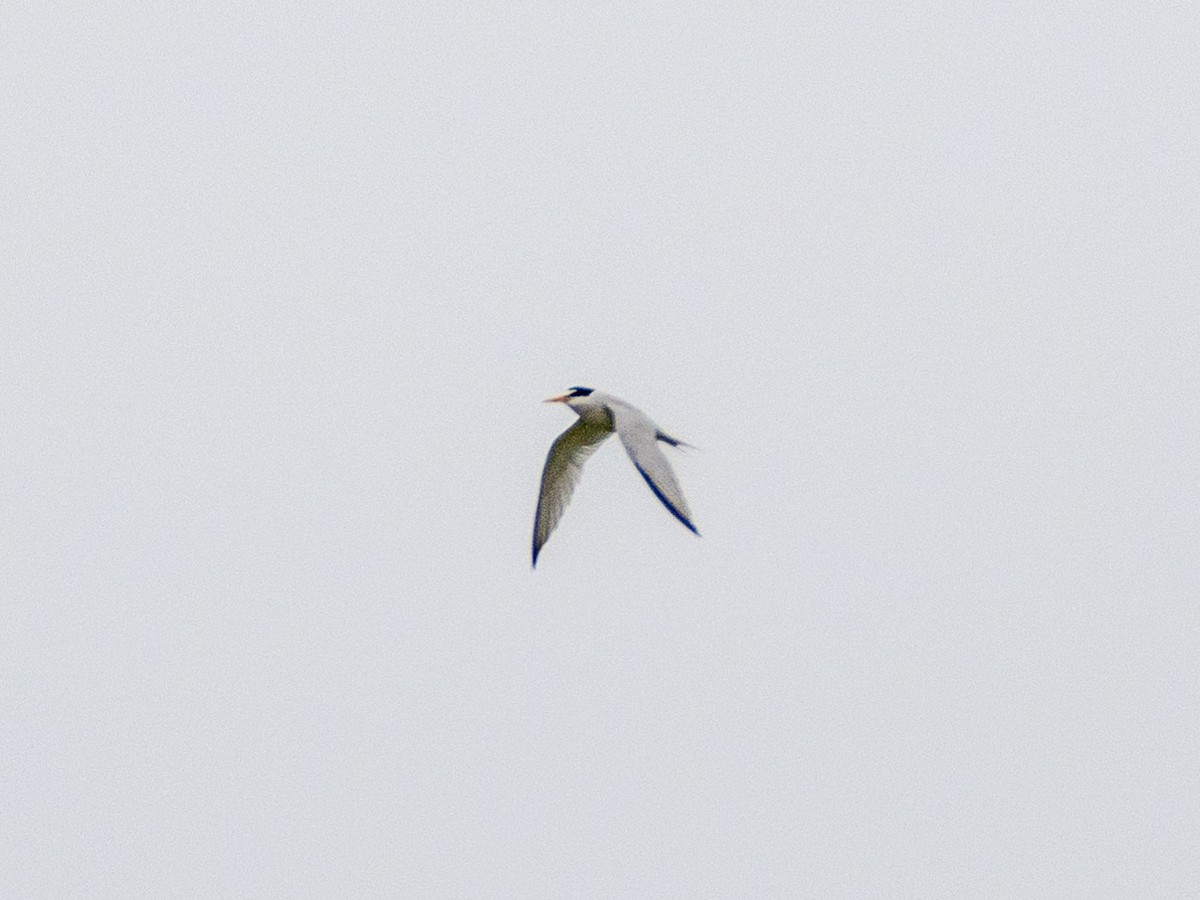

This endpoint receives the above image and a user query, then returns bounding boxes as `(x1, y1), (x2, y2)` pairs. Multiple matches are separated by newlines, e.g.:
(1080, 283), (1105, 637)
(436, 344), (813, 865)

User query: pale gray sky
(4, 3), (1198, 897)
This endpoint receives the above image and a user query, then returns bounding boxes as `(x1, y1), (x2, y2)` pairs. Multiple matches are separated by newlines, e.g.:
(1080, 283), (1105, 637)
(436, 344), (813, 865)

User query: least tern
(532, 387), (699, 567)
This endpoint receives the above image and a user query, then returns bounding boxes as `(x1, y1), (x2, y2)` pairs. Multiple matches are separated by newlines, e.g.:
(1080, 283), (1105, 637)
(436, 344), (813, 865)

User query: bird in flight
(532, 387), (699, 567)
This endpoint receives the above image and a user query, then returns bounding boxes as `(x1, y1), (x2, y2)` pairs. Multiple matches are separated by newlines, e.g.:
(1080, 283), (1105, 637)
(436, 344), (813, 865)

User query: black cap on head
(567, 386), (594, 397)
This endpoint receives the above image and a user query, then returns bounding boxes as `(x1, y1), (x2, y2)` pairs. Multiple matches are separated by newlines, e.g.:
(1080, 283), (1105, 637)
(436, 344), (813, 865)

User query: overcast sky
(4, 3), (1198, 897)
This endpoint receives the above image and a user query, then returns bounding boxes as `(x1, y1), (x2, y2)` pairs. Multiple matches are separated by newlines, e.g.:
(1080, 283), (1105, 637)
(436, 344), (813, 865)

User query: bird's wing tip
(633, 462), (699, 536)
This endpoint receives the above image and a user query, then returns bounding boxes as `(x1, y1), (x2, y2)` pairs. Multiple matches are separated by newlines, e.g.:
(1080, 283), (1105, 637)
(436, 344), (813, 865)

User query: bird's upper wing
(532, 419), (613, 566)
(611, 405), (699, 535)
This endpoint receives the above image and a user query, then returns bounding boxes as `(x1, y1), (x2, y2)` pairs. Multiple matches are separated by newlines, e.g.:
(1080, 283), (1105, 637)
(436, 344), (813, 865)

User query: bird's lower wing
(532, 420), (613, 566)
(614, 416), (699, 535)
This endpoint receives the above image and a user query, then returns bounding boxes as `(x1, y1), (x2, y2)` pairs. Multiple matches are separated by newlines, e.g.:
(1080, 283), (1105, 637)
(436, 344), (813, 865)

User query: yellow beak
(543, 393), (571, 403)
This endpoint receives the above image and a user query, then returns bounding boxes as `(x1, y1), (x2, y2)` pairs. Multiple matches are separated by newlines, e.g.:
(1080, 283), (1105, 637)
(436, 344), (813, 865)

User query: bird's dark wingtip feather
(531, 496), (543, 568)
(633, 463), (699, 536)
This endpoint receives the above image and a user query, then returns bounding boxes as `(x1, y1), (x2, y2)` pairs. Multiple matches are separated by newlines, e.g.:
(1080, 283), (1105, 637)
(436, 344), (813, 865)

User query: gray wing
(532, 419), (613, 566)
(611, 405), (699, 536)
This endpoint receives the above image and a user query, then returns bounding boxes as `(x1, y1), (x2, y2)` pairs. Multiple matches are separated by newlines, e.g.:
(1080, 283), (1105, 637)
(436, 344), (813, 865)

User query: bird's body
(532, 387), (699, 567)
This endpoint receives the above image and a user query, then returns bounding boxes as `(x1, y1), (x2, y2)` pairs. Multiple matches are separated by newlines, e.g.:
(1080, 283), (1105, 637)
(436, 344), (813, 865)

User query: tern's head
(543, 386), (596, 410)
